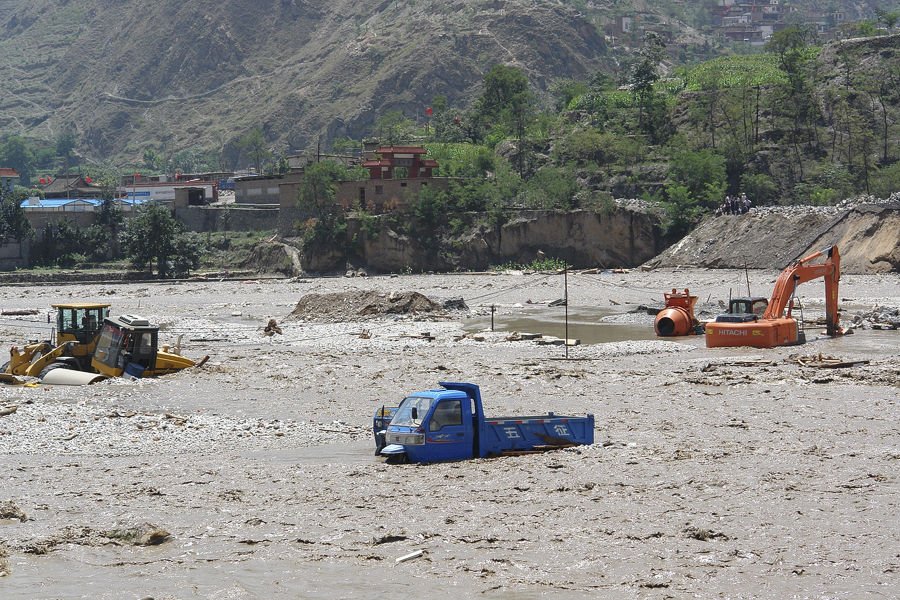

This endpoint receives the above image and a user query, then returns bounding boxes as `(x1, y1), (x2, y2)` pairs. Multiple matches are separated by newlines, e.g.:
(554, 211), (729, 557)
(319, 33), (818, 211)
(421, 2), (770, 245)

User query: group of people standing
(718, 193), (751, 215)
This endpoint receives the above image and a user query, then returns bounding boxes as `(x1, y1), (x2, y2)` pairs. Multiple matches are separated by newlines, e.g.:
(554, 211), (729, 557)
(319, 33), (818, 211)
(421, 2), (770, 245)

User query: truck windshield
(390, 396), (434, 427)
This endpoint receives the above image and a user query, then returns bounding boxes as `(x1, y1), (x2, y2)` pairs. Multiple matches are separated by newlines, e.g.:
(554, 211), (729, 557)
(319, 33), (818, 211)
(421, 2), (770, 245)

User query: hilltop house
(38, 174), (103, 199)
(277, 145), (452, 235)
(0, 168), (19, 195)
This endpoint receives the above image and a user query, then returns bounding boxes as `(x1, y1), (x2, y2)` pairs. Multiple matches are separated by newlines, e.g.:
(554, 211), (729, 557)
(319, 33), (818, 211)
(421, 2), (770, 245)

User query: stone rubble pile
(847, 305), (900, 330)
(750, 193), (899, 219)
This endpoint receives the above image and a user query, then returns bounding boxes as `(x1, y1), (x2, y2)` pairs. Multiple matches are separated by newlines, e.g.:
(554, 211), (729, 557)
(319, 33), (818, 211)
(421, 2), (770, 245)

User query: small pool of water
(464, 306), (658, 345)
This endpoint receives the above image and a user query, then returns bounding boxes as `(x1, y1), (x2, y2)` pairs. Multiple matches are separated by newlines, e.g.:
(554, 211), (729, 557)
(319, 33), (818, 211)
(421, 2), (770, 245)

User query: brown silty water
(1, 273), (896, 599)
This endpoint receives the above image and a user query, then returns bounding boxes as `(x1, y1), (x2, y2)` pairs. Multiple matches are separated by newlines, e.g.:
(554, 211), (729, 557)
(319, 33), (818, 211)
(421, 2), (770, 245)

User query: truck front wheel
(385, 453), (409, 465)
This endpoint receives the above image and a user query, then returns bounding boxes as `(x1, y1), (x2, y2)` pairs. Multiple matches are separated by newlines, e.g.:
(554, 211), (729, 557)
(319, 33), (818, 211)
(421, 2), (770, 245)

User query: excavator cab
(714, 297), (769, 323)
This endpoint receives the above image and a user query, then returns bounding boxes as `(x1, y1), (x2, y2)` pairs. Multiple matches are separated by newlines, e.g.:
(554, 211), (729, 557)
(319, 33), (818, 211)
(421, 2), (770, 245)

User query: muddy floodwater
(0, 268), (898, 599)
(464, 306), (659, 344)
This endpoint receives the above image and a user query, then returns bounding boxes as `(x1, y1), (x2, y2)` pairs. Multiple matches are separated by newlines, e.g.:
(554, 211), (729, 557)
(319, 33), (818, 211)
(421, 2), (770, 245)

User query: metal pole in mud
(491, 304), (495, 331)
(745, 261), (751, 296)
(564, 268), (569, 360)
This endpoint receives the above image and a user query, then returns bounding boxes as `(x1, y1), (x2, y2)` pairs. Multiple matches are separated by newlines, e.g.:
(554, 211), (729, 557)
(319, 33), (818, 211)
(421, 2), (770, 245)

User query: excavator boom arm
(762, 246), (841, 334)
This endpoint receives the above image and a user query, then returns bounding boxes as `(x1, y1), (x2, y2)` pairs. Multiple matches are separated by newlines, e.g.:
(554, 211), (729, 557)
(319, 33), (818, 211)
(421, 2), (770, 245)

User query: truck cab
(382, 386), (475, 463)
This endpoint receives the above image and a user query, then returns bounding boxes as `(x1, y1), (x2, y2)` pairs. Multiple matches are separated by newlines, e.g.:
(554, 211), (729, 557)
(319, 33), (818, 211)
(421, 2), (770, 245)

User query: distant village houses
(605, 0), (853, 46)
(0, 167), (19, 195)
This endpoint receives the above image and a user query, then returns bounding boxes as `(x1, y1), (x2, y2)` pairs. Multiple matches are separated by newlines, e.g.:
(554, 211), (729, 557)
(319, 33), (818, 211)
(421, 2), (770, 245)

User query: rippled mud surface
(1, 269), (898, 599)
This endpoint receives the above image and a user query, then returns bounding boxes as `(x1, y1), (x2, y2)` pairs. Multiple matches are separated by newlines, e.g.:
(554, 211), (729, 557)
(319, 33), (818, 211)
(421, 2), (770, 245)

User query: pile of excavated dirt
(646, 196), (900, 274)
(285, 290), (446, 322)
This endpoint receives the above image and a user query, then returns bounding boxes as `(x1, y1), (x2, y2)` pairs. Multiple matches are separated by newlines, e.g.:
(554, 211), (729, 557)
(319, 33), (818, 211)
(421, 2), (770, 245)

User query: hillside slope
(645, 196), (900, 274)
(0, 0), (620, 162)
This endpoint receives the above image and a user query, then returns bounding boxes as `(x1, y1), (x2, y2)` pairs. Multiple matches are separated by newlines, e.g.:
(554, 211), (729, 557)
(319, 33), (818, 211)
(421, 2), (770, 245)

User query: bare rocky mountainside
(0, 0), (622, 160)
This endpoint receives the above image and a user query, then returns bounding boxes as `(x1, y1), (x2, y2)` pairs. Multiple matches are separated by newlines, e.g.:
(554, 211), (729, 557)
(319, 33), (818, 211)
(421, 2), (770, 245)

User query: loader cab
(91, 314), (159, 378)
(52, 303), (110, 355)
(714, 297), (768, 323)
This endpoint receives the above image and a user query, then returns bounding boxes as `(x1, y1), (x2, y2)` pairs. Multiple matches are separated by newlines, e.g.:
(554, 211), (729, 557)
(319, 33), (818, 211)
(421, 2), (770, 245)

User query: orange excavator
(705, 245), (844, 348)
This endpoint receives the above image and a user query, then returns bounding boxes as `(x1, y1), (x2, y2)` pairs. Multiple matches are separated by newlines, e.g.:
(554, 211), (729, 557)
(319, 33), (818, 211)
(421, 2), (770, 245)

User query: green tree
(237, 128), (272, 174)
(740, 172), (779, 206)
(172, 146), (218, 174)
(552, 129), (619, 167)
(55, 131), (77, 173)
(0, 135), (36, 186)
(374, 110), (414, 146)
(476, 65), (530, 121)
(517, 166), (579, 209)
(870, 161), (900, 198)
(765, 26), (820, 179)
(662, 184), (700, 240)
(630, 32), (667, 139)
(143, 148), (163, 172)
(0, 188), (35, 242)
(875, 8), (899, 29)
(295, 160), (356, 245)
(473, 65), (534, 173)
(551, 79), (590, 112)
(332, 137), (362, 154)
(121, 202), (199, 277)
(668, 149), (726, 207)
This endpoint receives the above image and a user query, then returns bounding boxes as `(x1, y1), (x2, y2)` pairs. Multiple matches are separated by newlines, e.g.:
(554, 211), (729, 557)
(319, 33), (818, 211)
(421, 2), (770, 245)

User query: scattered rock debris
(0, 501), (27, 522)
(848, 305), (899, 330)
(263, 318), (283, 336)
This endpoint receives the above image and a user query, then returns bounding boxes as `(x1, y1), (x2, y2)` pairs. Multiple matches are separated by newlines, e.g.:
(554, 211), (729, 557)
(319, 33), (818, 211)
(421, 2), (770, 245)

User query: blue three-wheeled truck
(373, 382), (594, 463)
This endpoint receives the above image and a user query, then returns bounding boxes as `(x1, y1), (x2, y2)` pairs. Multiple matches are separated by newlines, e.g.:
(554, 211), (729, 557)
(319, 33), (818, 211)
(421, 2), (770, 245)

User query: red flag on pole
(426, 107), (432, 115)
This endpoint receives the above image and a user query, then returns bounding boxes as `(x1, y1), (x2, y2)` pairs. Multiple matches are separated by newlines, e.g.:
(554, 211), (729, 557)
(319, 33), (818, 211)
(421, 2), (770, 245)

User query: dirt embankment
(301, 205), (663, 273)
(646, 196), (900, 274)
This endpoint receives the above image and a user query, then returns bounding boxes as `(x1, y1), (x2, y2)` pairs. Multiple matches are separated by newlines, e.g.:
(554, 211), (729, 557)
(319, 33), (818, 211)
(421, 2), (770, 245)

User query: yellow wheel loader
(6, 303), (110, 378)
(4, 303), (204, 384)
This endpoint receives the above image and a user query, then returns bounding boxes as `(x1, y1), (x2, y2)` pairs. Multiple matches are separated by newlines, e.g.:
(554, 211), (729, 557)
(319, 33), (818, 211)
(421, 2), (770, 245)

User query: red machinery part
(654, 288), (699, 337)
(655, 307), (694, 336)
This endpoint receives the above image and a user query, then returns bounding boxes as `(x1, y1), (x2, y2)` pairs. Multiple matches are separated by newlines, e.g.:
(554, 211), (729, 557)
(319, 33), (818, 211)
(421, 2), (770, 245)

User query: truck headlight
(386, 432), (425, 445)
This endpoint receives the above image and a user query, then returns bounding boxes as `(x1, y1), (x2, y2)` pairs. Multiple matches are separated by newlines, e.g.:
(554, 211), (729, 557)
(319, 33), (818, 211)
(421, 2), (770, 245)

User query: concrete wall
(26, 210), (97, 231)
(335, 178), (450, 212)
(278, 177), (454, 236)
(174, 205), (279, 233)
(235, 173), (301, 205)
(0, 238), (29, 270)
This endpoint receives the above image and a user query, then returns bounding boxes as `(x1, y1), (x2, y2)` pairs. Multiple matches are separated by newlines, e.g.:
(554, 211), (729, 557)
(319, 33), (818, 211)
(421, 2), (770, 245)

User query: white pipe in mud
(40, 369), (107, 386)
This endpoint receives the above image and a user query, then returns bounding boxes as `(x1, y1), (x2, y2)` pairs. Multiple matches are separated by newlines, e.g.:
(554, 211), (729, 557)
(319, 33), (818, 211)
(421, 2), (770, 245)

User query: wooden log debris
(785, 353), (870, 368)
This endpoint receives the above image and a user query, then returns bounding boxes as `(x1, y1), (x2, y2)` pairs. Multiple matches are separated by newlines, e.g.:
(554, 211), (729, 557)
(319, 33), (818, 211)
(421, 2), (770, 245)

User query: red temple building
(362, 146), (438, 179)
